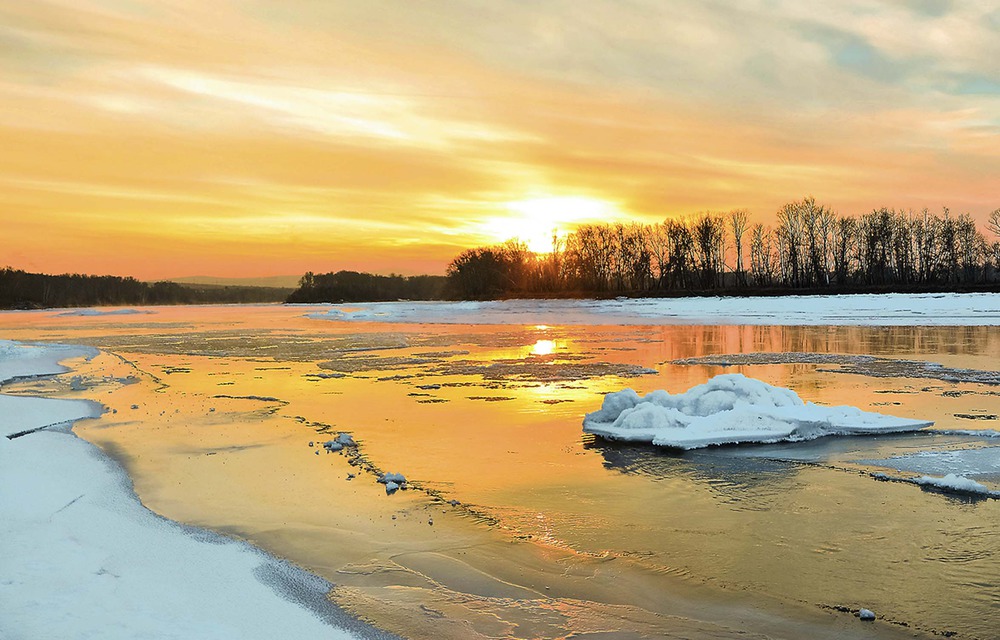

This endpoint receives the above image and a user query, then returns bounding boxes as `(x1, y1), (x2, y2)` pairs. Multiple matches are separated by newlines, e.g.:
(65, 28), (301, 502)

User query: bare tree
(988, 208), (1000, 238)
(776, 201), (804, 286)
(728, 209), (750, 287)
(750, 223), (775, 286)
(833, 216), (856, 285)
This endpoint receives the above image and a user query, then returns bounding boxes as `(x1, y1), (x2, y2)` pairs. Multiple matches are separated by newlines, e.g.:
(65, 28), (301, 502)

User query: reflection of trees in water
(583, 436), (798, 510)
(670, 352), (1000, 385)
(642, 324), (1000, 363)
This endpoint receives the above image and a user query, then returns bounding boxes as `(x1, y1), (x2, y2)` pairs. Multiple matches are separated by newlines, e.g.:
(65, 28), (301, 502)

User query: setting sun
(482, 196), (623, 254)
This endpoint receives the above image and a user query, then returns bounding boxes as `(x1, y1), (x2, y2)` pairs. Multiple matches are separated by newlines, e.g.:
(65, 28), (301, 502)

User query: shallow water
(2, 303), (998, 639)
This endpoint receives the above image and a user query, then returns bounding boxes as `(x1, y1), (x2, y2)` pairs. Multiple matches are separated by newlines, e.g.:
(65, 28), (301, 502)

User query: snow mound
(583, 374), (933, 450)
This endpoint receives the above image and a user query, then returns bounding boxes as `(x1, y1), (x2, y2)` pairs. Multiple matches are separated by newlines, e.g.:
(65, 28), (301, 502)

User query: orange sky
(1, 0), (998, 279)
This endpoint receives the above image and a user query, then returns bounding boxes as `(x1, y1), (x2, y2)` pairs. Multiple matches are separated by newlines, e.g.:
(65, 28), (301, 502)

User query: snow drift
(583, 374), (933, 450)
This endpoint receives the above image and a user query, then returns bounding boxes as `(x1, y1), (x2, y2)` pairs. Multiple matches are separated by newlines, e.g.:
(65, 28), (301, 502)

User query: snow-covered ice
(0, 339), (98, 385)
(583, 374), (933, 450)
(304, 293), (1000, 326)
(0, 341), (388, 640)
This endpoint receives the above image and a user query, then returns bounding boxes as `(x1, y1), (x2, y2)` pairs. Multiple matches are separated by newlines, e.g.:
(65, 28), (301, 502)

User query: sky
(1, 0), (998, 279)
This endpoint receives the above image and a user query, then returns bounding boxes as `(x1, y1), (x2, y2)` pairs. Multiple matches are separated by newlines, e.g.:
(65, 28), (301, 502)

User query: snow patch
(583, 374), (933, 450)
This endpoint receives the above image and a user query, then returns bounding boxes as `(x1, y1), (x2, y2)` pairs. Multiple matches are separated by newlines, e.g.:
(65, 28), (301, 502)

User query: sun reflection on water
(531, 339), (556, 356)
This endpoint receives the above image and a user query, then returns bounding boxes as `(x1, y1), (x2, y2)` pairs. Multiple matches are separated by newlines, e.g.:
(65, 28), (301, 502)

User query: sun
(483, 196), (621, 253)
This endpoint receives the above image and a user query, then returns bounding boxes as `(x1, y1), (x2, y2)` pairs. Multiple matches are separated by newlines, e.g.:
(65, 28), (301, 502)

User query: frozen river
(2, 295), (999, 639)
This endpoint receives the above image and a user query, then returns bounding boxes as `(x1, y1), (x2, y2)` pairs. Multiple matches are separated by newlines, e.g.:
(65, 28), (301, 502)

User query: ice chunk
(335, 432), (355, 447)
(378, 472), (406, 485)
(583, 374), (933, 450)
(859, 609), (876, 621)
(323, 433), (355, 451)
(914, 473), (994, 496)
(384, 481), (399, 495)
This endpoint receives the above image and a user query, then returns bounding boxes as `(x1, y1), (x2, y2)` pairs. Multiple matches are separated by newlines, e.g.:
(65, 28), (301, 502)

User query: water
(2, 303), (998, 639)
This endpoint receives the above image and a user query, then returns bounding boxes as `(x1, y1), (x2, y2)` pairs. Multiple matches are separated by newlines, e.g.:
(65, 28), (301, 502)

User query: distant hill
(168, 275), (302, 288)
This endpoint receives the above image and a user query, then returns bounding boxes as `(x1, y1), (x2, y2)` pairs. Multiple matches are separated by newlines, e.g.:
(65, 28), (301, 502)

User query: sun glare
(531, 339), (557, 356)
(483, 196), (621, 254)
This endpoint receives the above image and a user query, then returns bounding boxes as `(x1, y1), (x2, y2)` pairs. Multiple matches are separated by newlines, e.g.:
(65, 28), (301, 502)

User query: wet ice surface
(859, 442), (1000, 482)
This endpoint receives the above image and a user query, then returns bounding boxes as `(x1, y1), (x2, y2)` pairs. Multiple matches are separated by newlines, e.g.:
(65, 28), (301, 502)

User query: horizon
(2, 1), (997, 280)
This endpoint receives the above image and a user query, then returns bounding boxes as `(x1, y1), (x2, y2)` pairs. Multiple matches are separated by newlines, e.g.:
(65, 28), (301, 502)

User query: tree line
(446, 200), (1000, 298)
(0, 268), (292, 309)
(286, 270), (447, 303)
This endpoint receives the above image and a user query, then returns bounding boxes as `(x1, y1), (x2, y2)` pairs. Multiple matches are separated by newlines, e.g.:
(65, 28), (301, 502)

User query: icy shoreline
(304, 292), (1000, 326)
(0, 340), (392, 640)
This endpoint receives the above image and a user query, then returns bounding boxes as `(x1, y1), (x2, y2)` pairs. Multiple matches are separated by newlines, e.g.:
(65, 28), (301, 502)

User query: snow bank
(304, 293), (1000, 326)
(0, 341), (386, 640)
(583, 374), (933, 450)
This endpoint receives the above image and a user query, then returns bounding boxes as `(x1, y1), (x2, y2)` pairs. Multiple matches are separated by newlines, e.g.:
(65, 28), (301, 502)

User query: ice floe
(583, 374), (933, 450)
(871, 471), (1000, 499)
(914, 473), (992, 495)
